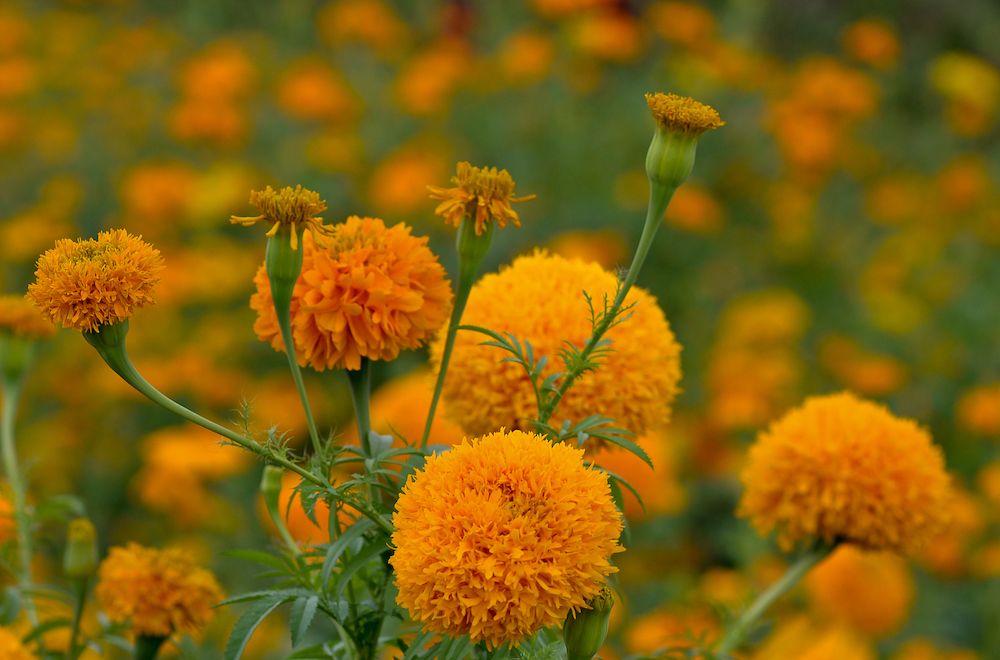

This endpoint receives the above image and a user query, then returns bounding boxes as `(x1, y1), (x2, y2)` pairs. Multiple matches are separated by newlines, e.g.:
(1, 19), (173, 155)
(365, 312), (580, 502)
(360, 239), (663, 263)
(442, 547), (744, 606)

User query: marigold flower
(0, 627), (35, 660)
(251, 217), (451, 371)
(27, 229), (163, 332)
(738, 392), (952, 553)
(0, 294), (54, 339)
(230, 184), (332, 250)
(433, 252), (681, 440)
(806, 545), (914, 637)
(96, 543), (224, 638)
(390, 429), (623, 648)
(645, 92), (725, 135)
(427, 161), (535, 235)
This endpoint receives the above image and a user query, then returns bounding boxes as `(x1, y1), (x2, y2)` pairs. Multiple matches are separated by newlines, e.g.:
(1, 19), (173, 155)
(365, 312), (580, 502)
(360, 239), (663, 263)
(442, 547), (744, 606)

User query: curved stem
(537, 183), (675, 425)
(715, 544), (831, 655)
(1, 376), (36, 625)
(420, 277), (473, 449)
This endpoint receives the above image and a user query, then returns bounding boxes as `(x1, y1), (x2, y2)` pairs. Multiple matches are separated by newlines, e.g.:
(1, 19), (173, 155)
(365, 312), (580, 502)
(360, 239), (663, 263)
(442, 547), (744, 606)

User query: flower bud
(63, 518), (98, 579)
(644, 92), (724, 190)
(563, 586), (614, 660)
(265, 227), (305, 316)
(260, 465), (284, 515)
(456, 216), (495, 287)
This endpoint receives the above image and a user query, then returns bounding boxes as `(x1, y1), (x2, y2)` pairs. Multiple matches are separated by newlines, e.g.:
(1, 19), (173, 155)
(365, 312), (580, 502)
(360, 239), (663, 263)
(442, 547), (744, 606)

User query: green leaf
(289, 596), (319, 647)
(333, 542), (386, 600)
(320, 518), (375, 587)
(224, 596), (289, 660)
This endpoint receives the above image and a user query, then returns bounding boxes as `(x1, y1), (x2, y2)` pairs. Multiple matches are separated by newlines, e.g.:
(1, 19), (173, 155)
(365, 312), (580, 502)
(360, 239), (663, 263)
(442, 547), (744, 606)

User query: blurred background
(0, 0), (998, 657)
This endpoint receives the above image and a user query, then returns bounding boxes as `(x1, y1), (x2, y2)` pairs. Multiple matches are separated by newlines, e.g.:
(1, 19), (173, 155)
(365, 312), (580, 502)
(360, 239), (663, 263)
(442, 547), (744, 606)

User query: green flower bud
(456, 216), (495, 288)
(563, 586), (614, 660)
(260, 465), (284, 515)
(265, 227), (305, 317)
(63, 518), (98, 579)
(644, 92), (724, 190)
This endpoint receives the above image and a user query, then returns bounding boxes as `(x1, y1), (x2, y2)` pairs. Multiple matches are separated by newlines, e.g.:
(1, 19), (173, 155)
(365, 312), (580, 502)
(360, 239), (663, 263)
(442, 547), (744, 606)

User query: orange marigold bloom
(0, 627), (35, 660)
(230, 184), (332, 250)
(739, 392), (952, 553)
(807, 545), (914, 637)
(0, 294), (55, 339)
(96, 543), (224, 638)
(433, 252), (681, 440)
(390, 430), (623, 648)
(251, 217), (451, 371)
(427, 161), (535, 235)
(27, 229), (163, 332)
(645, 92), (725, 135)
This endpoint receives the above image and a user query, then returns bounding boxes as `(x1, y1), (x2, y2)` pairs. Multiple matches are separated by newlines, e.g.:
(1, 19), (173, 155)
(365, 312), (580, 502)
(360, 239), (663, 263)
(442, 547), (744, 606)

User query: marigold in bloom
(434, 252), (681, 440)
(0, 294), (55, 339)
(27, 229), (164, 332)
(739, 392), (952, 553)
(252, 217), (451, 371)
(390, 430), (623, 648)
(427, 161), (535, 235)
(806, 545), (914, 637)
(645, 92), (725, 135)
(96, 543), (224, 638)
(230, 185), (332, 250)
(0, 628), (35, 660)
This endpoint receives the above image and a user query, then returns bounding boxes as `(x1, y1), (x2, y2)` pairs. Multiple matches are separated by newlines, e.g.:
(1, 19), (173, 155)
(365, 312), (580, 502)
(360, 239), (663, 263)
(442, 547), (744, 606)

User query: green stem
(346, 359), (372, 457)
(277, 319), (324, 458)
(715, 544), (831, 655)
(67, 576), (88, 660)
(84, 325), (395, 536)
(264, 493), (301, 556)
(420, 272), (473, 449)
(133, 634), (166, 660)
(537, 183), (675, 425)
(0, 375), (36, 625)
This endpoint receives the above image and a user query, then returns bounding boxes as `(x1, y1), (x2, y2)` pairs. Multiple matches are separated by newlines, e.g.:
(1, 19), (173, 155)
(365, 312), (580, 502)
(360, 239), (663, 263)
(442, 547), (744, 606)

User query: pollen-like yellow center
(645, 92), (725, 135)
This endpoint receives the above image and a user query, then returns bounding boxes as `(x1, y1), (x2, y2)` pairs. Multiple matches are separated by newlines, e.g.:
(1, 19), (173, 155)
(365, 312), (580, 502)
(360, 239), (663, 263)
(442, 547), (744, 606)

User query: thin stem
(346, 359), (372, 457)
(715, 544), (831, 655)
(133, 634), (166, 660)
(420, 273), (473, 449)
(0, 376), (36, 625)
(537, 183), (675, 425)
(67, 577), (88, 660)
(278, 319), (324, 458)
(264, 494), (301, 556)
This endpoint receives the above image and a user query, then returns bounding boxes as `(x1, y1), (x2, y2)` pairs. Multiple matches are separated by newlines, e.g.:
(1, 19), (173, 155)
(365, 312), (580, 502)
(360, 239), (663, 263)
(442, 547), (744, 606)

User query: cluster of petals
(433, 251), (681, 440)
(739, 391), (953, 553)
(427, 161), (535, 235)
(96, 543), (224, 637)
(390, 429), (623, 648)
(0, 294), (55, 339)
(252, 216), (452, 371)
(27, 229), (163, 332)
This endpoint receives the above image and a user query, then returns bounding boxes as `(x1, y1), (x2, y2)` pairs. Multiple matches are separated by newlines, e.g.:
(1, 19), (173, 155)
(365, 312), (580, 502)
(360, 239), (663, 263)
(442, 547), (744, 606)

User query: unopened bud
(644, 92), (724, 190)
(260, 466), (284, 515)
(563, 586), (614, 660)
(63, 518), (98, 579)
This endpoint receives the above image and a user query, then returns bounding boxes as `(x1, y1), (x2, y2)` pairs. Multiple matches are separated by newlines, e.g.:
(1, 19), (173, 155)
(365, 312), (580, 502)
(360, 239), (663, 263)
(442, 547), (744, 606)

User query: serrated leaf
(289, 596), (319, 647)
(333, 542), (386, 600)
(320, 518), (375, 587)
(224, 596), (289, 660)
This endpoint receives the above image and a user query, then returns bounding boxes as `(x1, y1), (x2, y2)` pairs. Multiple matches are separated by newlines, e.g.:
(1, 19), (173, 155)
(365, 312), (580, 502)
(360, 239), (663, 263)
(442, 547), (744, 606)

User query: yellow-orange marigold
(251, 217), (452, 371)
(0, 627), (35, 659)
(230, 184), (332, 250)
(433, 252), (681, 439)
(0, 294), (55, 339)
(806, 545), (914, 637)
(645, 92), (725, 135)
(390, 429), (623, 648)
(738, 392), (952, 553)
(27, 229), (163, 332)
(427, 161), (535, 235)
(96, 543), (224, 637)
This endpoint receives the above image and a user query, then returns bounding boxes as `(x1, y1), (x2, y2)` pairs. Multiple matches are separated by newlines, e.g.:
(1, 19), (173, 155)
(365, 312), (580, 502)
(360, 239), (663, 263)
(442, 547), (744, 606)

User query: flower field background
(0, 0), (998, 658)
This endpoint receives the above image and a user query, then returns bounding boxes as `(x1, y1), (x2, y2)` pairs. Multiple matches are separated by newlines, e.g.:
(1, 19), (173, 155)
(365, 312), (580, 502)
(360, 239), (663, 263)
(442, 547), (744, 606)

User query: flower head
(251, 217), (451, 371)
(27, 229), (163, 332)
(433, 252), (681, 441)
(427, 161), (535, 235)
(390, 430), (623, 648)
(644, 92), (725, 135)
(96, 543), (224, 638)
(0, 628), (35, 660)
(738, 392), (952, 553)
(0, 294), (54, 339)
(230, 184), (332, 249)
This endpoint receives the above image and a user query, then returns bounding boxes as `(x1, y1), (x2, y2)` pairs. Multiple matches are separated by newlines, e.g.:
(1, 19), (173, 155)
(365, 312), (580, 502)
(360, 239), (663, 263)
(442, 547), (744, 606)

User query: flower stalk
(420, 219), (494, 448)
(715, 543), (832, 655)
(0, 371), (36, 625)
